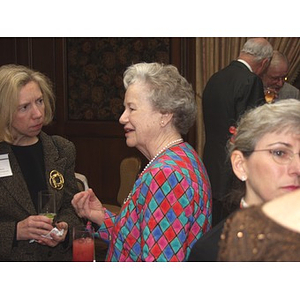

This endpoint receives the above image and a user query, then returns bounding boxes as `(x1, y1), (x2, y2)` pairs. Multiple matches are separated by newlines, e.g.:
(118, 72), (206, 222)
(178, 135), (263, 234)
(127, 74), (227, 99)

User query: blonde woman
(0, 64), (82, 261)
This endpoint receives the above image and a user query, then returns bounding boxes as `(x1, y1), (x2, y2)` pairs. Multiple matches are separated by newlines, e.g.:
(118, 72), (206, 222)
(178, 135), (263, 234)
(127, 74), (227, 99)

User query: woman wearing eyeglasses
(188, 98), (300, 261)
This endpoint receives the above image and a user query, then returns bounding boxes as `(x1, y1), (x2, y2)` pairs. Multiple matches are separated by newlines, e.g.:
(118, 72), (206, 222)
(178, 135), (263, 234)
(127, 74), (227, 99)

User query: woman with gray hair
(228, 98), (300, 209)
(189, 99), (300, 261)
(72, 62), (212, 261)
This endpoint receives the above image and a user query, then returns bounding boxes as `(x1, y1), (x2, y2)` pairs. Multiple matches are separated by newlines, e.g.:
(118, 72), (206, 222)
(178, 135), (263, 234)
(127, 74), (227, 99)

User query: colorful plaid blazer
(98, 142), (212, 261)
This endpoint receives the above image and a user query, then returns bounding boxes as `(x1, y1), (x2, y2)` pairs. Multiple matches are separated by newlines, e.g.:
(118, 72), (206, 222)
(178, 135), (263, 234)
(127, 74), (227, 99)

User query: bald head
(241, 38), (273, 60)
(239, 38), (273, 76)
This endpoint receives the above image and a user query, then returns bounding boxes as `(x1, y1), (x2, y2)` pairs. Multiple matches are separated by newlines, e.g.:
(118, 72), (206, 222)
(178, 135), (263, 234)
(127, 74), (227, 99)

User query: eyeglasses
(268, 76), (288, 82)
(251, 148), (300, 165)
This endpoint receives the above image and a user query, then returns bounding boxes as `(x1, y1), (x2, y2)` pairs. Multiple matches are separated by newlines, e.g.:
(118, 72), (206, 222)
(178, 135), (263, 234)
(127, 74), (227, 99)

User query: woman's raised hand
(71, 188), (105, 225)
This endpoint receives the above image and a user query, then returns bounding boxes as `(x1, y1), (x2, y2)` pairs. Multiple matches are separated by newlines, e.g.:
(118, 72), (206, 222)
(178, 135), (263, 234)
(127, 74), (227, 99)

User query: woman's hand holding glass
(17, 215), (53, 242)
(72, 188), (105, 226)
(17, 215), (68, 246)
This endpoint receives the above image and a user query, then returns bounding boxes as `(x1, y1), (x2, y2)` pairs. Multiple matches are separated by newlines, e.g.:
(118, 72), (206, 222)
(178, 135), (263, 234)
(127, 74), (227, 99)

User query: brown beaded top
(218, 205), (300, 262)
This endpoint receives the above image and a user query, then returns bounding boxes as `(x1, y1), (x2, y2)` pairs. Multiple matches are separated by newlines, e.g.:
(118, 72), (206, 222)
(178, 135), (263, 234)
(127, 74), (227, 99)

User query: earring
(160, 121), (164, 126)
(241, 175), (247, 182)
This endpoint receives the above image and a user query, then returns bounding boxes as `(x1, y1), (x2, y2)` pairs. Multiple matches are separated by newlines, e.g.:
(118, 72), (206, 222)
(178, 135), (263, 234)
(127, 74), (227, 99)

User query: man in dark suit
(202, 38), (273, 226)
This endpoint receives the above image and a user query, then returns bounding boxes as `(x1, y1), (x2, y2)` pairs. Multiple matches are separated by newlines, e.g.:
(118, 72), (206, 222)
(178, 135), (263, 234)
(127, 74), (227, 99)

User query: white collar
(237, 59), (253, 72)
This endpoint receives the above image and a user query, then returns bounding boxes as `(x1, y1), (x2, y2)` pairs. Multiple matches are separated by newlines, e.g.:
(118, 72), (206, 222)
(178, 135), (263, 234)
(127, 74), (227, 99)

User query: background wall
(0, 37), (196, 206)
(1, 37), (299, 206)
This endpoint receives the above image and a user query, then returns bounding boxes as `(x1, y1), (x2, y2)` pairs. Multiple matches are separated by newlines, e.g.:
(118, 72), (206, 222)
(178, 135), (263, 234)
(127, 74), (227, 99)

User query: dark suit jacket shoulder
(203, 60), (264, 123)
(188, 219), (226, 261)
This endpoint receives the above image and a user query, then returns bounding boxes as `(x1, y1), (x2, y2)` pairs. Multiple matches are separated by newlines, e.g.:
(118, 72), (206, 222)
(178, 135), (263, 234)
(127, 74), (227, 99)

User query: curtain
(195, 37), (300, 157)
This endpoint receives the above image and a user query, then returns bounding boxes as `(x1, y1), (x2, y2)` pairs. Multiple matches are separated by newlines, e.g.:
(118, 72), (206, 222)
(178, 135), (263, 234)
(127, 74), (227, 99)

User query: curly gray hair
(123, 62), (196, 135)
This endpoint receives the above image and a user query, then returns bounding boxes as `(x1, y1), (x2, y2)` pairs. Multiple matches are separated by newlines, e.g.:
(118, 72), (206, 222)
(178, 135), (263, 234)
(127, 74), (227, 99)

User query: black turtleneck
(11, 139), (47, 211)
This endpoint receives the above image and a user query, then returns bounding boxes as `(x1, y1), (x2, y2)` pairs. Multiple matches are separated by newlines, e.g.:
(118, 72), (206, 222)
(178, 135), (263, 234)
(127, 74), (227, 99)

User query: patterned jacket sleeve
(138, 167), (210, 261)
(97, 209), (117, 242)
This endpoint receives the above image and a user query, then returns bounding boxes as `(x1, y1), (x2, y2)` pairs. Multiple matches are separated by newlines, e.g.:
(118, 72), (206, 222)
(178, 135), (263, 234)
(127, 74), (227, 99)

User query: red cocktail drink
(73, 237), (94, 262)
(73, 225), (95, 262)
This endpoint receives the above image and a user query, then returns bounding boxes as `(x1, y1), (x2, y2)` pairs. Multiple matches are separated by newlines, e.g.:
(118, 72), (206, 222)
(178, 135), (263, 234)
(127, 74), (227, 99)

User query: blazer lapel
(40, 132), (67, 210)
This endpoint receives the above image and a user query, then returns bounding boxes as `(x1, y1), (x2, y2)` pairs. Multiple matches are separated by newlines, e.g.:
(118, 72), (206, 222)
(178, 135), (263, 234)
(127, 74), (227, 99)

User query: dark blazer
(0, 131), (82, 261)
(188, 218), (226, 261)
(202, 61), (265, 204)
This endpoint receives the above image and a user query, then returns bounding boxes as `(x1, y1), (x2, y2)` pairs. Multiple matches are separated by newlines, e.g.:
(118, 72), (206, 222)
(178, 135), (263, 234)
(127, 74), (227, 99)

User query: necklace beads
(123, 138), (183, 204)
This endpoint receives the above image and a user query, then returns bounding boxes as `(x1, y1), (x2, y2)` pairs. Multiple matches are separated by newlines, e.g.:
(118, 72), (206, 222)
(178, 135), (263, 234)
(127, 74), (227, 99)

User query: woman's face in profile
(119, 82), (163, 157)
(243, 129), (300, 204)
(11, 81), (45, 145)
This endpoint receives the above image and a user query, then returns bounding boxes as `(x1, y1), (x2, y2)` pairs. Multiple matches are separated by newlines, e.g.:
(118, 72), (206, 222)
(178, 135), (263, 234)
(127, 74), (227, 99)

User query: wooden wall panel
(31, 38), (56, 84)
(0, 37), (195, 205)
(0, 38), (17, 64)
(68, 135), (146, 205)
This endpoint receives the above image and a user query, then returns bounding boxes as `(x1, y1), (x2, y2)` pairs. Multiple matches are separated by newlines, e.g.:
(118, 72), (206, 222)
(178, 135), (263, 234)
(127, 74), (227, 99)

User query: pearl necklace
(123, 138), (183, 204)
(140, 138), (183, 176)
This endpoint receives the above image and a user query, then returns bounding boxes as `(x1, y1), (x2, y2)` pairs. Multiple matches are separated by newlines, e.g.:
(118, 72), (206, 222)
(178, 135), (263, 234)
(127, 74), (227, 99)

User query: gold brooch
(49, 170), (64, 190)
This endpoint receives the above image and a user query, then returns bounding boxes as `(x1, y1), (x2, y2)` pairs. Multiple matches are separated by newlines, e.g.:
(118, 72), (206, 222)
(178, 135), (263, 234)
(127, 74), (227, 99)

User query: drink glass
(264, 88), (275, 103)
(38, 190), (57, 222)
(72, 225), (95, 262)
